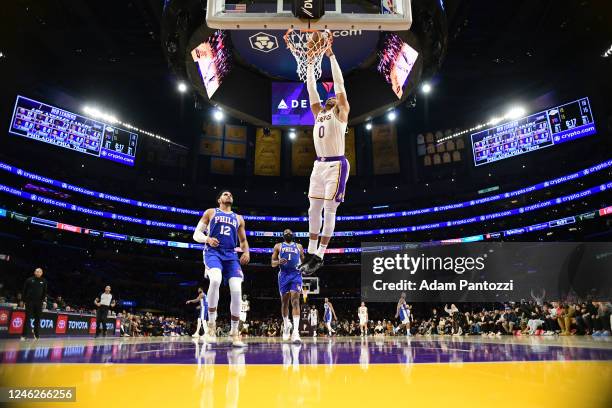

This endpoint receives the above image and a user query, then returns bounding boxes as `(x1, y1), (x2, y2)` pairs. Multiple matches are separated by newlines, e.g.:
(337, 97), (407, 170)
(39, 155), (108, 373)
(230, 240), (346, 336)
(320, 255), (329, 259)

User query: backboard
(302, 276), (320, 294)
(206, 0), (412, 31)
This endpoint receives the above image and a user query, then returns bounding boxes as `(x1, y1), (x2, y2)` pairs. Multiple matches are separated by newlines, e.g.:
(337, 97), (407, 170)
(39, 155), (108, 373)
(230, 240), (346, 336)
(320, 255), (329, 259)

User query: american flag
(225, 3), (246, 13)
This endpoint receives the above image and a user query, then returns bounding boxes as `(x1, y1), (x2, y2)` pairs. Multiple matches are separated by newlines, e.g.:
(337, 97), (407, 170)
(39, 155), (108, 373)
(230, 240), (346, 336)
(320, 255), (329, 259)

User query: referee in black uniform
(94, 285), (114, 337)
(22, 267), (47, 340)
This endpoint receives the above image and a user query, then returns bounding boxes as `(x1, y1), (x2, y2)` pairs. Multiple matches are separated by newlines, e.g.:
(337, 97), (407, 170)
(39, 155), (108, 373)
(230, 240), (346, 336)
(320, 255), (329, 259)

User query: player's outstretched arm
(185, 292), (202, 304)
(326, 47), (349, 122)
(237, 215), (250, 265)
(307, 64), (322, 117)
(297, 243), (305, 263)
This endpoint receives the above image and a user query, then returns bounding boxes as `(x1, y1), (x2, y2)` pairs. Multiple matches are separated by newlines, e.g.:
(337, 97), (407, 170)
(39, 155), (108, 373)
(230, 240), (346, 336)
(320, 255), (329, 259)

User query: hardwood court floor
(1, 335), (611, 407)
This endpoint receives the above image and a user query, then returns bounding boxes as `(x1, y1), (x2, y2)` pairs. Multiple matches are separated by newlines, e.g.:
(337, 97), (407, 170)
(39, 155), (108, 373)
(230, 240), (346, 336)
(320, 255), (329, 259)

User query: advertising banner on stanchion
(0, 308), (119, 338)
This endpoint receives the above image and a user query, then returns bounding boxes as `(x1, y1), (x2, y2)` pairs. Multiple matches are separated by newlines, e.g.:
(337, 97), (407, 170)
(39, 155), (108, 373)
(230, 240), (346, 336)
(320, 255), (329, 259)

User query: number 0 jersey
(313, 108), (347, 158)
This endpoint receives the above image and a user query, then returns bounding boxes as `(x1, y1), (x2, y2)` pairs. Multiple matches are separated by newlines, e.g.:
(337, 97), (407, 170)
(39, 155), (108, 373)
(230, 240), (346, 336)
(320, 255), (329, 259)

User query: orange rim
(283, 29), (334, 53)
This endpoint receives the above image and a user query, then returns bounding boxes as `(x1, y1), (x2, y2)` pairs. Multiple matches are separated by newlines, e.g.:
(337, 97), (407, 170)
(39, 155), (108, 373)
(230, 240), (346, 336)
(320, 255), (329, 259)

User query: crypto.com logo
(249, 33), (278, 53)
(12, 317), (23, 328)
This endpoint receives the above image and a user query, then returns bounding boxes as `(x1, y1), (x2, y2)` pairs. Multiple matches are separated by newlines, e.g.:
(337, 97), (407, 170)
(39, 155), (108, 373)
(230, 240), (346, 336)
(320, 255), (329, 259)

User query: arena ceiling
(1, 0), (610, 147)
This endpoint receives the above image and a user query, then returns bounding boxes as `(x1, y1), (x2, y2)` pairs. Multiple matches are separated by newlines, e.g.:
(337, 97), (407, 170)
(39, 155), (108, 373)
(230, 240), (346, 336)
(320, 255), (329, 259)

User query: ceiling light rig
(83, 106), (187, 149)
(436, 105), (527, 144)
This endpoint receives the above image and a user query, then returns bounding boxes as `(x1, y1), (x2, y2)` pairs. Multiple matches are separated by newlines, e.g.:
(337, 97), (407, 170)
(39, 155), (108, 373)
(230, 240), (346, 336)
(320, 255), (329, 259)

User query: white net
(284, 29), (333, 82)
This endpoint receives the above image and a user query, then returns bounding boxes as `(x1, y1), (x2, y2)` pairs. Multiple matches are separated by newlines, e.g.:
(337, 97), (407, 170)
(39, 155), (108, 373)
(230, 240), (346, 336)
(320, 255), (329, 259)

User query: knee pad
(229, 277), (242, 317)
(206, 268), (222, 308)
(308, 199), (324, 234)
(206, 268), (222, 286)
(321, 201), (339, 237)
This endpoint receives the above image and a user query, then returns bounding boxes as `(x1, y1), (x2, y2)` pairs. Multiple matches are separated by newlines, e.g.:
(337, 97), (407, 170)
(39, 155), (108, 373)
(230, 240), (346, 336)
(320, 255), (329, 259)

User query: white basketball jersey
(241, 300), (249, 313)
(358, 306), (367, 317)
(313, 108), (347, 157)
(310, 309), (318, 324)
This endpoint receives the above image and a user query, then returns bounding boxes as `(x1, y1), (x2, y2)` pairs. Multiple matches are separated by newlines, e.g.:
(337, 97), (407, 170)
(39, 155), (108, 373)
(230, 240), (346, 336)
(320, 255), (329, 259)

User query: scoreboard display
(9, 96), (138, 166)
(471, 97), (596, 166)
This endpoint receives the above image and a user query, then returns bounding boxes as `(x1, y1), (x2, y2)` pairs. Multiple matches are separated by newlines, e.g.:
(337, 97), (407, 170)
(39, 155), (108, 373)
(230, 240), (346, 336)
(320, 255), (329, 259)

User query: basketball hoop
(284, 29), (333, 82)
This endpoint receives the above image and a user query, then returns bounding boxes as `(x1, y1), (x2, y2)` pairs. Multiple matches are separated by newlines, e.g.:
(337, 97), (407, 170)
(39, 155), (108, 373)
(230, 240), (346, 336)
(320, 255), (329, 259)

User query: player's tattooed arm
(237, 215), (250, 265)
(331, 304), (338, 321)
(307, 64), (323, 116)
(271, 243), (283, 267)
(297, 243), (305, 263)
(326, 46), (349, 122)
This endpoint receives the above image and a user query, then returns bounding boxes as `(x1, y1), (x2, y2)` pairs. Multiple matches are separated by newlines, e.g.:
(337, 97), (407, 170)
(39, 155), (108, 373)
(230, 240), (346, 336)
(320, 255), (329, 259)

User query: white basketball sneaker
(282, 322), (292, 341)
(205, 322), (217, 343)
(291, 330), (301, 344)
(230, 329), (246, 348)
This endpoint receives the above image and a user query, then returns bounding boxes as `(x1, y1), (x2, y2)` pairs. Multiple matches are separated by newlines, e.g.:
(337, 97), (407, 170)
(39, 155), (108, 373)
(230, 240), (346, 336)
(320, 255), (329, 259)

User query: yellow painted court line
(1, 361), (611, 408)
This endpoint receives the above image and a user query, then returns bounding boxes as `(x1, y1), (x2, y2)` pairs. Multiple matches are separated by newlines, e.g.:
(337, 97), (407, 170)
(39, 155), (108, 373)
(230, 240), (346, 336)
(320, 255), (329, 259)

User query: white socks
(316, 244), (327, 258)
(208, 311), (217, 323)
(230, 320), (239, 333)
(292, 315), (300, 333)
(283, 316), (291, 328)
(308, 239), (318, 254)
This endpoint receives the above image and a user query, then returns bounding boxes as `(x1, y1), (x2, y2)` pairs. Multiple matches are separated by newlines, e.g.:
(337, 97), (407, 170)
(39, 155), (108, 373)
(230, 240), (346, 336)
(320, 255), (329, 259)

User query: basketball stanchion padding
(292, 0), (325, 20)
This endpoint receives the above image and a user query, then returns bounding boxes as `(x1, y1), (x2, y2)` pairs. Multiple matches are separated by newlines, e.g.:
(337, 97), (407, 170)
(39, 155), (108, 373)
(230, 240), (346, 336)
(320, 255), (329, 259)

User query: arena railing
(1, 181), (610, 236)
(0, 159), (610, 222)
(1, 204), (610, 255)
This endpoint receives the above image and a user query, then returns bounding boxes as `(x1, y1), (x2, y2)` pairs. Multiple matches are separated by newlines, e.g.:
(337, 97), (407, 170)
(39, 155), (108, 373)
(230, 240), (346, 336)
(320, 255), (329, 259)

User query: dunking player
(192, 190), (250, 347)
(186, 287), (208, 338)
(271, 229), (304, 343)
(358, 302), (369, 337)
(300, 39), (350, 275)
(323, 298), (338, 336)
(395, 292), (412, 337)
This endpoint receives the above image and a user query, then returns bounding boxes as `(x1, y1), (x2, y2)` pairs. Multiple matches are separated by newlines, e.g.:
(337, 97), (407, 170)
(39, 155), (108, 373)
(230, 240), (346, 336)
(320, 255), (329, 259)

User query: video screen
(471, 97), (596, 166)
(271, 82), (335, 126)
(9, 96), (138, 166)
(377, 33), (419, 99)
(191, 30), (231, 99)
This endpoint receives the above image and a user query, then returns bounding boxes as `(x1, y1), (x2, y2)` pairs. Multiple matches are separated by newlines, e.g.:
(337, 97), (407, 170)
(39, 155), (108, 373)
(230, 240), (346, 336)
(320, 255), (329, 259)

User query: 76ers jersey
(206, 208), (239, 260)
(313, 109), (347, 157)
(279, 242), (300, 273)
(324, 303), (332, 322)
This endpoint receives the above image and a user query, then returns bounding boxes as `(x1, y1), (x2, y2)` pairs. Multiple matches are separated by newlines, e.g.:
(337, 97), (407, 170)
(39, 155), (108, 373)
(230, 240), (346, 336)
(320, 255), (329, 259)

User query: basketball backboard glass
(206, 0), (412, 31)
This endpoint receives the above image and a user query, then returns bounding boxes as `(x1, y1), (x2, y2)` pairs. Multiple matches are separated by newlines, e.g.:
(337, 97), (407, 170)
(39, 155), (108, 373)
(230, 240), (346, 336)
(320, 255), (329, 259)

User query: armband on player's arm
(329, 55), (345, 96)
(306, 64), (320, 107)
(192, 220), (208, 243)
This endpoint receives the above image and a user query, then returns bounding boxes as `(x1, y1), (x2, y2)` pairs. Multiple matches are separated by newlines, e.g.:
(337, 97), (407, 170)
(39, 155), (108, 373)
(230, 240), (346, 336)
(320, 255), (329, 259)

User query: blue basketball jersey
(206, 208), (239, 259)
(324, 303), (332, 321)
(279, 242), (300, 273)
(399, 302), (410, 320)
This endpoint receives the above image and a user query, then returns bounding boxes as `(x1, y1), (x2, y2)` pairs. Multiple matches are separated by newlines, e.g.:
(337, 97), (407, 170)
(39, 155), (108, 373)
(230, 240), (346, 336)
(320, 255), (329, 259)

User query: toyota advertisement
(0, 307), (119, 338)
(272, 82), (336, 126)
